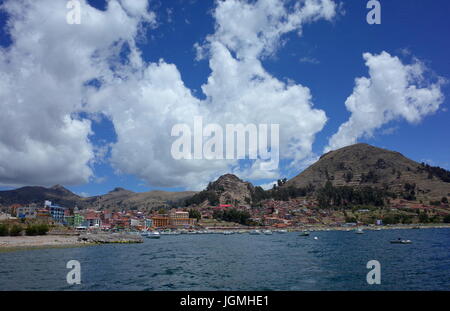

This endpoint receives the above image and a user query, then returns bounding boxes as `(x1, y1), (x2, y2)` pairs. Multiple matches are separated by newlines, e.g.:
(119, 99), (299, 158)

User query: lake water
(1, 228), (449, 290)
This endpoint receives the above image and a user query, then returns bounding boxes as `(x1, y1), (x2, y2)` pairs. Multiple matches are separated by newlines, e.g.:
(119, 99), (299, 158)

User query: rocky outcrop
(207, 174), (254, 206)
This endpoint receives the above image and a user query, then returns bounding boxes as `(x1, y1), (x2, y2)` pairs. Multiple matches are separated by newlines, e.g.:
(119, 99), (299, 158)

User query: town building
(151, 215), (170, 228)
(169, 210), (195, 227)
(65, 214), (85, 227)
(144, 218), (153, 229)
(45, 201), (66, 223)
(16, 206), (37, 219)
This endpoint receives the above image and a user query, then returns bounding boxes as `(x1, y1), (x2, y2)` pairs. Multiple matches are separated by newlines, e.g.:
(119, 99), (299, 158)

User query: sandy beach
(0, 235), (85, 252)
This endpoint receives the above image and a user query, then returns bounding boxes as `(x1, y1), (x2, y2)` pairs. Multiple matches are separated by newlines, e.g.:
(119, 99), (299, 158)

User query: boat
(299, 231), (310, 236)
(146, 231), (161, 239)
(249, 229), (262, 235)
(263, 230), (273, 235)
(355, 228), (364, 234)
(390, 238), (412, 244)
(223, 231), (233, 235)
(276, 229), (288, 233)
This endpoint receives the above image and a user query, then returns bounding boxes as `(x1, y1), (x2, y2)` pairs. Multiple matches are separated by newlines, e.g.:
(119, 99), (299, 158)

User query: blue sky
(0, 0), (449, 196)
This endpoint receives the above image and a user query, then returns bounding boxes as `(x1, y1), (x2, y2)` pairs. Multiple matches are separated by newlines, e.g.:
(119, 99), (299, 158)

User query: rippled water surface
(1, 228), (449, 290)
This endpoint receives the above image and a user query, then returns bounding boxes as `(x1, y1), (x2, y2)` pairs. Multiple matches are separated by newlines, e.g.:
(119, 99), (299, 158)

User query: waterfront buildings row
(6, 202), (197, 230)
(2, 196), (448, 230)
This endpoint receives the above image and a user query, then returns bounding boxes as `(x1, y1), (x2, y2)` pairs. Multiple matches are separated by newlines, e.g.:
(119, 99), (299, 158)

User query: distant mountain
(84, 189), (196, 211)
(285, 143), (450, 201)
(0, 185), (196, 211)
(2, 144), (449, 210)
(0, 185), (82, 207)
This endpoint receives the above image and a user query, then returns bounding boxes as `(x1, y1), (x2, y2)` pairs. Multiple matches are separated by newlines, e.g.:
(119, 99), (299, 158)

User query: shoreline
(0, 235), (94, 253)
(287, 223), (450, 232)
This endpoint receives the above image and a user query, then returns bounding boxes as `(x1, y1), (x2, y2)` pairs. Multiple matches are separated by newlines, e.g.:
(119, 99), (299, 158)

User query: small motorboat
(390, 238), (412, 244)
(355, 228), (364, 234)
(249, 230), (262, 235)
(146, 231), (161, 239)
(263, 230), (273, 235)
(299, 231), (310, 236)
(140, 231), (149, 236)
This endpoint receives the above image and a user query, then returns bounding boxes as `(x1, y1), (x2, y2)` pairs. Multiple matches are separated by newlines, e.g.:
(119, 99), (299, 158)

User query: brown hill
(285, 143), (450, 201)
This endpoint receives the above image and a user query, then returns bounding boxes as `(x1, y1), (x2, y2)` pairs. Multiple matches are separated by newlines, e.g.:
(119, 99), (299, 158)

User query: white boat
(263, 230), (273, 235)
(140, 231), (149, 236)
(223, 231), (233, 235)
(276, 229), (288, 233)
(249, 229), (262, 235)
(146, 231), (161, 239)
(390, 239), (412, 244)
(355, 228), (364, 234)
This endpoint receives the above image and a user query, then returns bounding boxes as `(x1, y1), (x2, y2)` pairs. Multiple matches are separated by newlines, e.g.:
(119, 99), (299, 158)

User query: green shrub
(9, 224), (23, 236)
(25, 224), (49, 236)
(443, 215), (450, 224)
(25, 225), (37, 236)
(0, 223), (9, 236)
(36, 224), (49, 235)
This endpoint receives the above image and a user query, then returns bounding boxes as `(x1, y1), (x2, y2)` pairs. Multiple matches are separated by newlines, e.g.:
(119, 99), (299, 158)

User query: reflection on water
(1, 228), (449, 290)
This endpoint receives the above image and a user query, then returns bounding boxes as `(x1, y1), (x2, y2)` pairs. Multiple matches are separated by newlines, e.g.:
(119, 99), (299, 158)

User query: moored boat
(390, 238), (412, 244)
(146, 231), (161, 239)
(249, 229), (262, 235)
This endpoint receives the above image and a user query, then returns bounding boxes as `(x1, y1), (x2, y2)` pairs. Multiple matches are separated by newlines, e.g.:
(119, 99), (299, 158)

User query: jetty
(78, 233), (143, 244)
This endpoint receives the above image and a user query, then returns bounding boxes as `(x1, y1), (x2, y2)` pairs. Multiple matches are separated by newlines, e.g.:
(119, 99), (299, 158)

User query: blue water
(1, 228), (449, 290)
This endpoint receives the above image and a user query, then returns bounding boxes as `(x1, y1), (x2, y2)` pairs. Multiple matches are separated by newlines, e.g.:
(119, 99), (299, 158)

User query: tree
(418, 212), (429, 223)
(442, 197), (448, 204)
(188, 209), (201, 221)
(213, 208), (251, 225)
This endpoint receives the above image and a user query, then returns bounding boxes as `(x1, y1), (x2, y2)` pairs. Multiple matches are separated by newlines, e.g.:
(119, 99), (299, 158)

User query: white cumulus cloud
(0, 0), (153, 186)
(0, 0), (340, 189)
(89, 0), (338, 188)
(325, 51), (445, 152)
